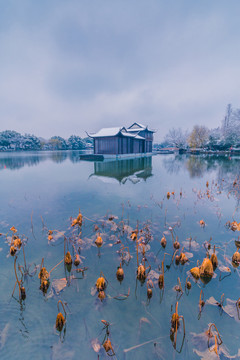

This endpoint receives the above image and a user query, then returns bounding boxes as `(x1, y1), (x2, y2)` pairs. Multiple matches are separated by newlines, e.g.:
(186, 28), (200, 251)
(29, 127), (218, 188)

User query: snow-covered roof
(127, 122), (155, 132)
(88, 127), (124, 138)
(88, 122), (155, 138)
(88, 126), (145, 139)
(127, 122), (146, 131)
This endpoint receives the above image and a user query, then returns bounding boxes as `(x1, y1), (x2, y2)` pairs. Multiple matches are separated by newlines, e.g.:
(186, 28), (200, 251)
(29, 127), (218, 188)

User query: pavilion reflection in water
(90, 156), (153, 184)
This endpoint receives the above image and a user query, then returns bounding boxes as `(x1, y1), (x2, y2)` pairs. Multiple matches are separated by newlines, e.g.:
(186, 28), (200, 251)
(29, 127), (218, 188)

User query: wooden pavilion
(88, 123), (155, 155)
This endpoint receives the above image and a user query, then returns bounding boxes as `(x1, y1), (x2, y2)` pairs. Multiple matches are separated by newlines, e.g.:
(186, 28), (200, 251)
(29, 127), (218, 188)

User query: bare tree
(164, 128), (188, 148)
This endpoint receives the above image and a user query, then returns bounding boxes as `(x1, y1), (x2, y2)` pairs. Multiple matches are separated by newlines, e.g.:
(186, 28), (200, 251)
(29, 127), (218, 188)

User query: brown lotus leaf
(200, 257), (213, 278)
(190, 267), (200, 280)
(13, 238), (22, 249)
(39, 267), (49, 281)
(10, 226), (17, 233)
(103, 338), (113, 354)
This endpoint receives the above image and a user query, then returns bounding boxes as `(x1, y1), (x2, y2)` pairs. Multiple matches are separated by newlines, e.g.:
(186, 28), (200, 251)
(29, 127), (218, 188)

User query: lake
(0, 151), (240, 360)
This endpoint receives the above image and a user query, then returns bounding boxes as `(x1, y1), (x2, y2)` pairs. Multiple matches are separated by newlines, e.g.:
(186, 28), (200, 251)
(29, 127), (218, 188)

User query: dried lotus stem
(207, 323), (222, 351)
(57, 300), (66, 317)
(236, 297), (240, 320)
(198, 289), (205, 319)
(49, 259), (64, 275)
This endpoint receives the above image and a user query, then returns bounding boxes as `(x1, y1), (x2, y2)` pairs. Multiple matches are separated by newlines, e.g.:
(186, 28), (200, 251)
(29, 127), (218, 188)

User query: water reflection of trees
(0, 151), (88, 171)
(163, 155), (238, 178)
(163, 154), (240, 202)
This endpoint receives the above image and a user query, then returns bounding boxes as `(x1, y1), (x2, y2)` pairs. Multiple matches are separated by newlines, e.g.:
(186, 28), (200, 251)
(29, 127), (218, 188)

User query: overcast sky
(0, 0), (240, 141)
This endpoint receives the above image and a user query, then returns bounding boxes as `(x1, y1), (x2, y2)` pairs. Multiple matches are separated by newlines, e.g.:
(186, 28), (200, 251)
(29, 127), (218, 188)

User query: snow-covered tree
(164, 128), (189, 148)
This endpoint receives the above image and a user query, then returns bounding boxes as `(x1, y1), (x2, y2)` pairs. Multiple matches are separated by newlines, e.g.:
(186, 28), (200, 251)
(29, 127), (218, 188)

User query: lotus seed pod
(64, 251), (72, 265)
(96, 276), (106, 291)
(147, 288), (153, 299)
(10, 246), (17, 256)
(116, 266), (124, 282)
(56, 312), (65, 331)
(232, 251), (240, 267)
(174, 241), (180, 250)
(95, 236), (103, 248)
(158, 274), (164, 289)
(175, 255), (180, 265)
(161, 236), (167, 248)
(74, 254), (81, 266)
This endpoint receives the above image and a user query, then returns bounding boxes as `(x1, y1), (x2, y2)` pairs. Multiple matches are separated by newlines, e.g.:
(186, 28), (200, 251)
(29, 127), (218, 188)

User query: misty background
(0, 0), (240, 141)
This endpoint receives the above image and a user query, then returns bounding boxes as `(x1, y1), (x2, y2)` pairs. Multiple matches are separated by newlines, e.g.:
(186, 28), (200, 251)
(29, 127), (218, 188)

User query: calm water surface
(0, 151), (240, 360)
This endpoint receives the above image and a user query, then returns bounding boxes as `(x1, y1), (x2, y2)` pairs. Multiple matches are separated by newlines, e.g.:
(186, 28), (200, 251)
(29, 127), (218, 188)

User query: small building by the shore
(88, 123), (155, 155)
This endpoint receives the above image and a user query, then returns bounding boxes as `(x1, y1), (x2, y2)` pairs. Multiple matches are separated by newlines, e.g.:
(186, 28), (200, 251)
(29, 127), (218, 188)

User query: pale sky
(0, 0), (240, 141)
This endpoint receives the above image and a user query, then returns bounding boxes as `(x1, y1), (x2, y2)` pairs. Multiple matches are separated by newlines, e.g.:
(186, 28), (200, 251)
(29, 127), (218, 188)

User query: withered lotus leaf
(190, 267), (200, 280)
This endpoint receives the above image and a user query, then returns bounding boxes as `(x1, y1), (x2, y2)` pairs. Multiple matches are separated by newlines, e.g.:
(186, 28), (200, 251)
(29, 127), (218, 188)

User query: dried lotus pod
(161, 236), (167, 248)
(56, 300), (66, 332)
(39, 266), (49, 280)
(64, 251), (72, 265)
(74, 254), (81, 266)
(10, 246), (17, 256)
(137, 264), (146, 282)
(232, 250), (240, 267)
(167, 192), (171, 199)
(130, 231), (137, 241)
(175, 255), (180, 265)
(158, 274), (164, 289)
(186, 281), (191, 290)
(171, 312), (180, 330)
(95, 235), (103, 248)
(56, 312), (65, 332)
(96, 275), (106, 291)
(116, 264), (124, 282)
(190, 266), (200, 280)
(210, 245), (218, 270)
(173, 240), (180, 250)
(147, 288), (153, 299)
